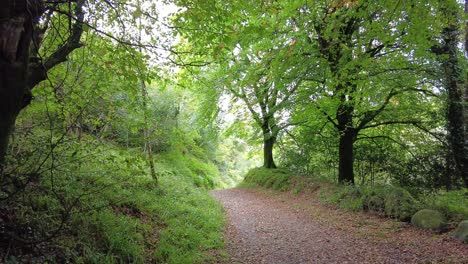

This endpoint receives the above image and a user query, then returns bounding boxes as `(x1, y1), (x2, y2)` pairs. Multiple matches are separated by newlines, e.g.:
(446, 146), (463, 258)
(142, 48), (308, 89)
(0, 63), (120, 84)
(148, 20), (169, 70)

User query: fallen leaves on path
(211, 188), (468, 264)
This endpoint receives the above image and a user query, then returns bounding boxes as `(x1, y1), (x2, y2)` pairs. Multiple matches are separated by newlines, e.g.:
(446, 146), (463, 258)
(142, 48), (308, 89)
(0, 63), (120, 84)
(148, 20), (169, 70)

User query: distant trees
(172, 0), (306, 169)
(170, 0), (468, 188)
(431, 0), (468, 188)
(225, 51), (302, 168)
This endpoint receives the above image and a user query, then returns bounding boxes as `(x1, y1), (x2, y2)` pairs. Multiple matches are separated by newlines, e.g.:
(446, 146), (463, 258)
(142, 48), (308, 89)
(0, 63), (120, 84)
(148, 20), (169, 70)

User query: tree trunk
(465, 0), (468, 56)
(436, 9), (467, 188)
(0, 1), (44, 166)
(337, 103), (355, 184)
(0, 70), (24, 166)
(464, 0), (468, 188)
(338, 130), (355, 184)
(263, 136), (277, 169)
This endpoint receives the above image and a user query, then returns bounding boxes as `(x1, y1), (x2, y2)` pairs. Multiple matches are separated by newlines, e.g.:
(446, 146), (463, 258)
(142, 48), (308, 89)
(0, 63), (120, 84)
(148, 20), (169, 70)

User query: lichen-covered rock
(411, 209), (447, 231)
(384, 187), (418, 221)
(453, 220), (468, 243)
(366, 195), (385, 213)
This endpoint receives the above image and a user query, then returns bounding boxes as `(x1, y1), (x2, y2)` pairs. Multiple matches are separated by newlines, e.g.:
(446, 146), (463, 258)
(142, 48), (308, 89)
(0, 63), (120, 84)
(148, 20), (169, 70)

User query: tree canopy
(0, 0), (467, 260)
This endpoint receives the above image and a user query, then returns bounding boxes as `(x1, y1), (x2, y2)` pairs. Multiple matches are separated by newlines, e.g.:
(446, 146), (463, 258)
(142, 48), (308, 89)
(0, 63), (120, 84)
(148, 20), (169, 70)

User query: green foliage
(326, 185), (366, 211)
(3, 0), (468, 261)
(153, 177), (225, 263)
(242, 170), (434, 223)
(242, 167), (293, 191)
(422, 190), (468, 221)
(320, 185), (419, 221)
(2, 38), (229, 261)
(172, 0), (458, 186)
(1, 133), (226, 262)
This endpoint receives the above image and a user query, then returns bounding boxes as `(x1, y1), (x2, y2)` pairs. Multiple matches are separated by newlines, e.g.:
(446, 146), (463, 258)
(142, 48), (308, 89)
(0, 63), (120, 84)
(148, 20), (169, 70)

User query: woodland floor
(210, 188), (468, 264)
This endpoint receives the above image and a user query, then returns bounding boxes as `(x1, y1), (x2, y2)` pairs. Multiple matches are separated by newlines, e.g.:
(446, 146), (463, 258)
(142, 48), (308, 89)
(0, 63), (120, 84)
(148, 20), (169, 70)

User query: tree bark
(263, 136), (277, 169)
(337, 103), (356, 184)
(464, 0), (468, 188)
(434, 3), (468, 188)
(0, 0), (84, 167)
(465, 0), (468, 56)
(0, 0), (44, 166)
(338, 132), (355, 184)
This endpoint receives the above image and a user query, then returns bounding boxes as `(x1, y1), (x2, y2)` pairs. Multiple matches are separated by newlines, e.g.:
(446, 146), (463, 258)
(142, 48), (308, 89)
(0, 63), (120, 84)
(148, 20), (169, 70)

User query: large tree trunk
(0, 0), (84, 168)
(464, 0), (468, 188)
(338, 131), (355, 184)
(263, 136), (277, 169)
(0, 0), (44, 166)
(0, 68), (25, 165)
(435, 4), (468, 188)
(337, 103), (356, 184)
(465, 0), (468, 56)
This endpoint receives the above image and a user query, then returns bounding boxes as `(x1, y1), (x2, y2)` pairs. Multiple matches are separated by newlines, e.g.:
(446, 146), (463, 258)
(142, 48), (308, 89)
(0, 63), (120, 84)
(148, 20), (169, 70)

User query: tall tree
(432, 0), (468, 188)
(172, 0), (304, 168)
(225, 51), (302, 168)
(296, 0), (436, 184)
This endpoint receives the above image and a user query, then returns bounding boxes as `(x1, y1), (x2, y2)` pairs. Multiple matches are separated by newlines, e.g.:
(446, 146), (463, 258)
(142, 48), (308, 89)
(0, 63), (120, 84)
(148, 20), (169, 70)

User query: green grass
(2, 137), (226, 263)
(241, 167), (467, 224)
(241, 167), (293, 191)
(152, 175), (225, 263)
(421, 190), (468, 222)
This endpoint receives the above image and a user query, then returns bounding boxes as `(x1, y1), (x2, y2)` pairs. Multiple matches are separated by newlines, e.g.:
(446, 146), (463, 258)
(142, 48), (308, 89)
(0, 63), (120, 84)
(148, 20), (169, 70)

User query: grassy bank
(1, 137), (226, 263)
(242, 167), (468, 225)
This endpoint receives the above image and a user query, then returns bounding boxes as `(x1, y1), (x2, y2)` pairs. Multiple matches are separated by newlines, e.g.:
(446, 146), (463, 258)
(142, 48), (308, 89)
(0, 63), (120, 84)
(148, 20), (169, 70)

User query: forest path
(210, 188), (468, 264)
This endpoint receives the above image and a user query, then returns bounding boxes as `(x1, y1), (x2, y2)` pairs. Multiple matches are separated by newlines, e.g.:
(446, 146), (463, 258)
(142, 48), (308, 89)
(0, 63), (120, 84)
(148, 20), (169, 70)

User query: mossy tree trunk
(263, 135), (277, 169)
(0, 0), (44, 166)
(0, 0), (84, 168)
(433, 1), (468, 188)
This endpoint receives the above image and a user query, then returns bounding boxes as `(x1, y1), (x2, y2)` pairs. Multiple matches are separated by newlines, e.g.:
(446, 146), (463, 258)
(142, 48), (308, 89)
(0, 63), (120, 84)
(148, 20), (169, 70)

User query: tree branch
(27, 0), (85, 93)
(361, 120), (420, 130)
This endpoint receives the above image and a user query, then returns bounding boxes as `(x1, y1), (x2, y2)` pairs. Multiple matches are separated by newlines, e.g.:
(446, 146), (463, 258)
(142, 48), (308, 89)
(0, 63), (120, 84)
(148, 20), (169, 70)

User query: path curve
(211, 188), (468, 264)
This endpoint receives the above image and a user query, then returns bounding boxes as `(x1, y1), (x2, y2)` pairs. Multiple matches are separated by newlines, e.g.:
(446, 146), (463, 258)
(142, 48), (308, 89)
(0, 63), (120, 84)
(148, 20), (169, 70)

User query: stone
(411, 209), (447, 231)
(384, 187), (417, 221)
(452, 220), (468, 243)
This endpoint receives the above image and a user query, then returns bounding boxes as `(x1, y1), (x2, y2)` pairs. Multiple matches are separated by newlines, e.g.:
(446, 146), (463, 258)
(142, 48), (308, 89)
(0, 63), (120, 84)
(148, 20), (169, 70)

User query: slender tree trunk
(337, 103), (355, 184)
(139, 77), (157, 183)
(0, 1), (44, 167)
(137, 1), (157, 183)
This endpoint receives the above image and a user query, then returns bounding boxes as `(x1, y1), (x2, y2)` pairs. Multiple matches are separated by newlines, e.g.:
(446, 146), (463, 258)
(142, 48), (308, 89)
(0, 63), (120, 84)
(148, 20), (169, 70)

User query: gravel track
(211, 188), (468, 264)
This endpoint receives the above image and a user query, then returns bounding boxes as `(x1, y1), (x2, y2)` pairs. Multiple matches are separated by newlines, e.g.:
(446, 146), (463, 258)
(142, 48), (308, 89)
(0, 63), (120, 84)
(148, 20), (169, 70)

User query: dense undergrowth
(242, 167), (468, 226)
(0, 133), (227, 263)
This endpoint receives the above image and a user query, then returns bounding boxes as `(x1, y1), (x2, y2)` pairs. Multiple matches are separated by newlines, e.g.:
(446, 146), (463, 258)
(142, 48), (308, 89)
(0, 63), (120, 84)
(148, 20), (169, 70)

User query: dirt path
(211, 188), (468, 264)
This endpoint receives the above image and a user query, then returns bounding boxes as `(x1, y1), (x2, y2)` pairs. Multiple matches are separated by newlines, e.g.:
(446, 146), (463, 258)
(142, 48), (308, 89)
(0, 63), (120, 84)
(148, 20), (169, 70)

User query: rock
(384, 187), (418, 221)
(366, 195), (385, 213)
(452, 220), (468, 243)
(411, 209), (447, 231)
